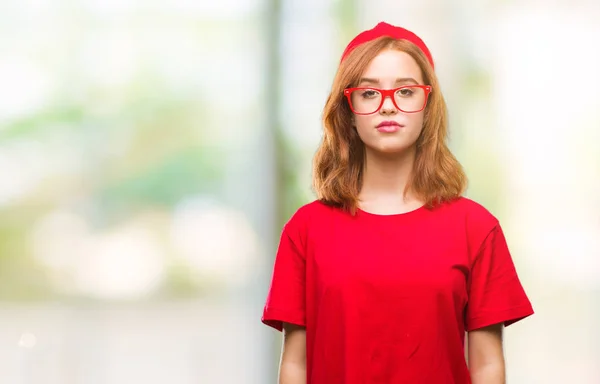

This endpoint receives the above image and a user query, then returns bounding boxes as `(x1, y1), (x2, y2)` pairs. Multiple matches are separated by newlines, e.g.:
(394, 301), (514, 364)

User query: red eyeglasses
(343, 85), (432, 115)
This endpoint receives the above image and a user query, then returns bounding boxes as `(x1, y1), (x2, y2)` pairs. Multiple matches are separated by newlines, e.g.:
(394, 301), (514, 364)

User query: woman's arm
(279, 322), (307, 384)
(468, 323), (505, 384)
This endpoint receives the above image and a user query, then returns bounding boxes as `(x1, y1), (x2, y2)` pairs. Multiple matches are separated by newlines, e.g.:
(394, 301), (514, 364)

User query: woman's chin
(364, 139), (416, 156)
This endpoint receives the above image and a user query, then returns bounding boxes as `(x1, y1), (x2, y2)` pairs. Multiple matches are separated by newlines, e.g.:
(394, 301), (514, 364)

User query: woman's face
(349, 49), (427, 156)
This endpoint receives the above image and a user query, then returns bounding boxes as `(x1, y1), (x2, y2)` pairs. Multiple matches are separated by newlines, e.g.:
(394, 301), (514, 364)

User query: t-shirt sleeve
(465, 223), (534, 331)
(261, 225), (306, 332)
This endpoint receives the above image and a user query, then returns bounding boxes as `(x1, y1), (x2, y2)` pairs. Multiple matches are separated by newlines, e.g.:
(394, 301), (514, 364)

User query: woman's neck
(358, 147), (423, 214)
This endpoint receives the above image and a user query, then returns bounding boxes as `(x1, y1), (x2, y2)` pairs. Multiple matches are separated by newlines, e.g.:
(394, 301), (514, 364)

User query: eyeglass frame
(343, 85), (433, 115)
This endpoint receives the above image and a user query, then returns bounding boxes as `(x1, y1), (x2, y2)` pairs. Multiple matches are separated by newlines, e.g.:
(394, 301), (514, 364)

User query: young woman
(261, 22), (534, 384)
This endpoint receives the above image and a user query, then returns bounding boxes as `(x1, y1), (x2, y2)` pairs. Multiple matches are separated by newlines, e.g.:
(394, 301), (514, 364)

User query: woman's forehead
(361, 49), (423, 84)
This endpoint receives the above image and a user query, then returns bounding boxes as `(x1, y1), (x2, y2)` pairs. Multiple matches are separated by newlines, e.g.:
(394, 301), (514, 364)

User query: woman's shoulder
(436, 196), (500, 232)
(431, 197), (506, 258)
(279, 200), (336, 249)
(284, 199), (335, 229)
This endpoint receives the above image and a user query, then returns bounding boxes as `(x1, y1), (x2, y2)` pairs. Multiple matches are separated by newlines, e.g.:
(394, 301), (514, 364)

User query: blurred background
(0, 0), (599, 383)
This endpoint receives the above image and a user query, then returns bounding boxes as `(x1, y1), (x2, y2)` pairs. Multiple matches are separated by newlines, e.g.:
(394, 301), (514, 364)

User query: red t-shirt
(262, 197), (534, 384)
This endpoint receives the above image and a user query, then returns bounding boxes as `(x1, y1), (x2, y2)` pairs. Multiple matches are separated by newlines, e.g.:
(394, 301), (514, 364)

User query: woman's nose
(379, 95), (397, 114)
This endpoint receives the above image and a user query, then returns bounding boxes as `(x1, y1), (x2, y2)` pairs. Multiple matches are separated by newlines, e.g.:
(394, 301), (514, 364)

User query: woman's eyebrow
(395, 77), (419, 85)
(358, 77), (419, 86)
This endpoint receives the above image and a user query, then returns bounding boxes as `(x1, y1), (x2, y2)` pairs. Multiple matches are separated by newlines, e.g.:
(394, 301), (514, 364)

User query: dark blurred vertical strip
(264, 0), (283, 382)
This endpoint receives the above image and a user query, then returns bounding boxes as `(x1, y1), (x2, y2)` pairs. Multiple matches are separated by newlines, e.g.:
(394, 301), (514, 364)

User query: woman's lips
(376, 121), (404, 133)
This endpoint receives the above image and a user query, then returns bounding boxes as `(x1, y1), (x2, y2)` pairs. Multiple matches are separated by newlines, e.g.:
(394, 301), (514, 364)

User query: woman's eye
(398, 88), (414, 97)
(361, 90), (378, 98)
